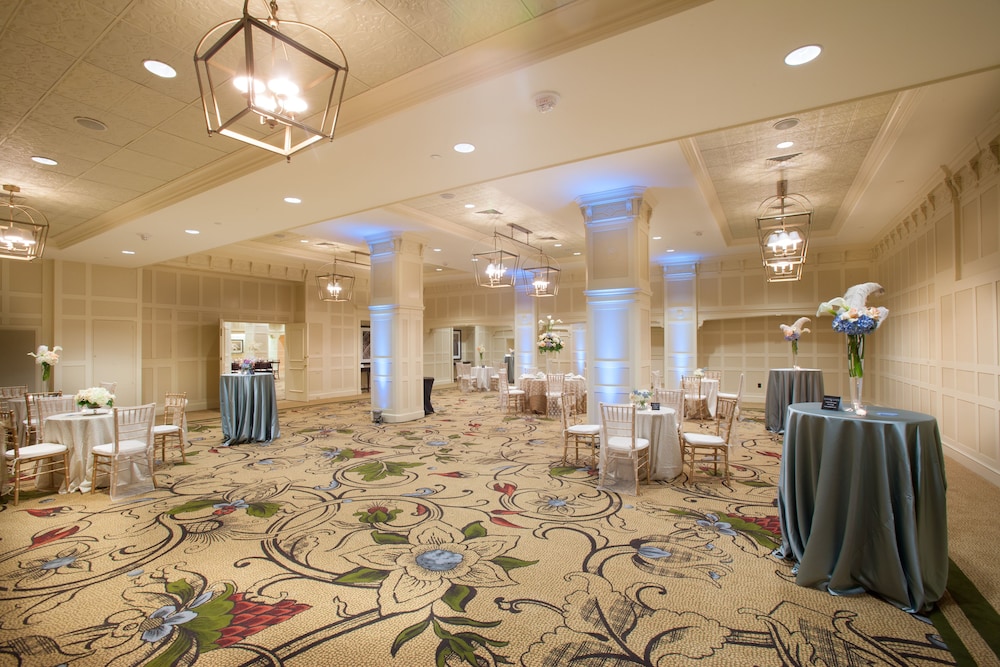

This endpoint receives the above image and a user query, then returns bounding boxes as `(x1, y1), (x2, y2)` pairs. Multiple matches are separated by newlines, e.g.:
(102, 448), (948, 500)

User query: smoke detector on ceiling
(534, 91), (560, 113)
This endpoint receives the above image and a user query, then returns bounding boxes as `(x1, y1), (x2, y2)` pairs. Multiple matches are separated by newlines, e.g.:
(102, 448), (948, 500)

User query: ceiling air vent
(765, 152), (802, 167)
(476, 209), (503, 216)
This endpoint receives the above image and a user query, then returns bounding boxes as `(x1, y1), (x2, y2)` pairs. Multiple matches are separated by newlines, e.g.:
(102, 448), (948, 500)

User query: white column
(577, 187), (652, 422)
(663, 264), (698, 389)
(368, 233), (426, 423)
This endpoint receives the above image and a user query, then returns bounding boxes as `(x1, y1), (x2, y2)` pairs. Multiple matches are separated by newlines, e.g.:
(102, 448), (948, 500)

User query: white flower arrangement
(631, 389), (652, 404)
(476, 344), (485, 363)
(693, 368), (705, 378)
(779, 317), (811, 364)
(28, 344), (62, 381)
(75, 386), (115, 409)
(537, 316), (564, 353)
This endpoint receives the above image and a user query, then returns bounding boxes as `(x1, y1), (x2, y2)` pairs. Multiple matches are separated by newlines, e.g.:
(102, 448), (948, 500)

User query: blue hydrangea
(832, 313), (878, 336)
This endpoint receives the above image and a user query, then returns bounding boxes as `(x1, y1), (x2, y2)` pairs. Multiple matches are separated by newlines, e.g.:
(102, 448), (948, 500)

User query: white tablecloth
(686, 378), (719, 418)
(638, 408), (681, 479)
(43, 412), (115, 493)
(470, 366), (495, 391)
(597, 407), (680, 492)
(519, 375), (586, 414)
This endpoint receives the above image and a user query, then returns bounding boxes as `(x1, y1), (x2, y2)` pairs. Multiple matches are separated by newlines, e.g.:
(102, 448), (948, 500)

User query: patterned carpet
(0, 385), (979, 666)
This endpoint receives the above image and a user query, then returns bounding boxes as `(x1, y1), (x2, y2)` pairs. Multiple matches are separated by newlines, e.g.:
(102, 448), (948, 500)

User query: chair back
(112, 404), (157, 454)
(0, 385), (26, 410)
(655, 388), (684, 427)
(651, 370), (663, 390)
(35, 396), (79, 441)
(498, 368), (511, 396)
(681, 375), (701, 395)
(546, 373), (564, 393)
(24, 391), (62, 444)
(713, 396), (740, 444)
(162, 392), (187, 426)
(600, 403), (638, 451)
(1, 409), (15, 452)
(704, 370), (722, 381)
(100, 381), (118, 393)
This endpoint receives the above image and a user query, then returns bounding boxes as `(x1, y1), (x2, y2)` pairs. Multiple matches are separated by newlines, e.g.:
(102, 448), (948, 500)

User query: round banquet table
(776, 402), (947, 613)
(765, 368), (824, 432)
(598, 407), (680, 493)
(470, 366), (495, 391)
(42, 411), (115, 493)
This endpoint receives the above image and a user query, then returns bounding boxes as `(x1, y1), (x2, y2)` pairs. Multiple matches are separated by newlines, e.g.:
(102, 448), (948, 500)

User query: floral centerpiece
(693, 368), (705, 378)
(476, 344), (485, 364)
(631, 389), (652, 410)
(76, 386), (115, 412)
(537, 316), (563, 354)
(817, 282), (889, 414)
(779, 317), (811, 369)
(28, 344), (62, 382)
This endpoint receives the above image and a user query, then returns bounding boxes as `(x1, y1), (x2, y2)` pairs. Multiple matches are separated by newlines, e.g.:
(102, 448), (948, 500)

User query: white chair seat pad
(508, 389), (526, 396)
(606, 436), (650, 451)
(6, 442), (67, 458)
(567, 424), (600, 435)
(92, 439), (148, 455)
(683, 433), (726, 446)
(152, 425), (180, 434)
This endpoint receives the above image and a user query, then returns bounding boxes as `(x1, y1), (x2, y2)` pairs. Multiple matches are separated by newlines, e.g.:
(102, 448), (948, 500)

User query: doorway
(223, 321), (286, 399)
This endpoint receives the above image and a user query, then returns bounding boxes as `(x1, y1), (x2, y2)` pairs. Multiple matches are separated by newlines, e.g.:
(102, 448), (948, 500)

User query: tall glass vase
(790, 340), (799, 369)
(846, 334), (866, 414)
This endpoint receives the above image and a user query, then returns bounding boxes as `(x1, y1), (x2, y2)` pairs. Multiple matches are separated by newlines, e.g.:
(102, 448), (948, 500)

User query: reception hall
(2, 0), (1000, 665)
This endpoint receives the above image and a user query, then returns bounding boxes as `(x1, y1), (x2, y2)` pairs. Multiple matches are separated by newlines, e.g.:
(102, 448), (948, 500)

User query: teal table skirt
(219, 373), (280, 446)
(776, 402), (948, 613)
(765, 368), (824, 432)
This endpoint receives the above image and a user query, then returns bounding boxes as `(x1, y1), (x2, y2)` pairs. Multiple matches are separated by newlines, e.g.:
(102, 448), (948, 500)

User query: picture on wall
(231, 339), (244, 354)
(453, 330), (462, 360)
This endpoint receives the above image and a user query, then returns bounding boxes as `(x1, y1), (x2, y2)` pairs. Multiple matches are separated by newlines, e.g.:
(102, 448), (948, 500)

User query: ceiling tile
(15, 119), (121, 163)
(53, 60), (139, 111)
(101, 148), (200, 181)
(120, 0), (234, 53)
(31, 93), (153, 147)
(8, 0), (114, 58)
(0, 33), (76, 90)
(127, 130), (230, 169)
(79, 163), (167, 192)
(350, 33), (441, 88)
(113, 85), (187, 127)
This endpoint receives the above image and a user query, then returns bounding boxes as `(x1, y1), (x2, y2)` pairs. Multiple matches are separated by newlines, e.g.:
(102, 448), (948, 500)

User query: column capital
(575, 186), (649, 226)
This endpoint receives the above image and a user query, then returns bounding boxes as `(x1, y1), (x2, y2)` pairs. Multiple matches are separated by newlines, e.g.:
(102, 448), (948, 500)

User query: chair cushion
(92, 439), (148, 455)
(6, 442), (67, 458)
(152, 425), (180, 434)
(606, 436), (650, 451)
(508, 389), (526, 396)
(567, 424), (600, 435)
(682, 433), (725, 446)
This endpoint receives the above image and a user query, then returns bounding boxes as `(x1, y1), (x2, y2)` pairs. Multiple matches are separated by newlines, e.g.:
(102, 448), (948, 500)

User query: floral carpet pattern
(0, 386), (958, 666)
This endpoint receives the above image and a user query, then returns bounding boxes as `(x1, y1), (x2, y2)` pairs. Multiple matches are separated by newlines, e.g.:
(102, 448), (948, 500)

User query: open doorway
(223, 321), (286, 399)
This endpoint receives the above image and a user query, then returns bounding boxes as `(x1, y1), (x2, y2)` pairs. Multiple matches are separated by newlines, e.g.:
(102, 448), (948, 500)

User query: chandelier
(756, 179), (812, 282)
(473, 222), (519, 289)
(316, 248), (365, 303)
(1, 184), (48, 262)
(522, 247), (561, 297)
(194, 0), (349, 159)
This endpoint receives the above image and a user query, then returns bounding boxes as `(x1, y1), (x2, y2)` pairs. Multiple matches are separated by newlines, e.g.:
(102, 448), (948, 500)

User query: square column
(577, 187), (652, 421)
(663, 264), (699, 389)
(368, 233), (426, 423)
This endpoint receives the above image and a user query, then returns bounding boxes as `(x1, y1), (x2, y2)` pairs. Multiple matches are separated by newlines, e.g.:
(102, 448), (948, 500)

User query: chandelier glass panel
(473, 223), (561, 296)
(1, 184), (48, 262)
(195, 0), (349, 159)
(523, 250), (560, 297)
(756, 179), (811, 282)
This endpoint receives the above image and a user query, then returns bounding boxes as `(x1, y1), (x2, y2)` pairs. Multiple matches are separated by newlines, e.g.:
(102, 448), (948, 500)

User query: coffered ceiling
(3, 0), (1000, 278)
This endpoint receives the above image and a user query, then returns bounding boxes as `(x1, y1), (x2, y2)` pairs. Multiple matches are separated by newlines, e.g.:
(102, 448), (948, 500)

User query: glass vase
(846, 334), (866, 415)
(790, 340), (799, 369)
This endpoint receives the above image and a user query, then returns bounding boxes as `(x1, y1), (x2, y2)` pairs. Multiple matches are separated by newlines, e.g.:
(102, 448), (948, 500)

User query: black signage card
(821, 395), (842, 411)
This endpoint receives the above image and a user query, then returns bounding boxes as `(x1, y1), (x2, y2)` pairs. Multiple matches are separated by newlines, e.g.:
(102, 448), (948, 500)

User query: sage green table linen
(765, 368), (824, 432)
(776, 402), (947, 613)
(219, 373), (280, 446)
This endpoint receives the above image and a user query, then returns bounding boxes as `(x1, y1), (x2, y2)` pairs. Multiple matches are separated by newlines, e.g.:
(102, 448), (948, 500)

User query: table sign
(820, 395), (841, 410)
(650, 402), (660, 411)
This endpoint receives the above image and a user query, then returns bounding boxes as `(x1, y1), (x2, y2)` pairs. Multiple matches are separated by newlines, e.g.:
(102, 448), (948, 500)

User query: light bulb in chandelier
(327, 280), (342, 297)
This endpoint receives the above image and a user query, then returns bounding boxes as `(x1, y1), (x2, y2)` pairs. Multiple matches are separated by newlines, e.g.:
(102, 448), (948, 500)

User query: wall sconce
(194, 0), (349, 159)
(756, 179), (811, 282)
(1, 184), (48, 262)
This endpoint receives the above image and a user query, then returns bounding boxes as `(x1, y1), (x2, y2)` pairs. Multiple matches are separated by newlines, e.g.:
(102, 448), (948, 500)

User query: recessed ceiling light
(433, 248), (441, 252)
(666, 249), (676, 253)
(31, 156), (58, 166)
(122, 250), (135, 255)
(784, 44), (822, 66)
(573, 252), (581, 256)
(435, 268), (443, 271)
(300, 239), (309, 243)
(143, 59), (176, 78)
(652, 236), (662, 240)
(453, 143), (475, 153)
(553, 243), (562, 247)
(185, 229), (200, 235)
(776, 141), (794, 149)
(464, 203), (475, 209)
(284, 196), (301, 204)
(75, 116), (108, 131)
